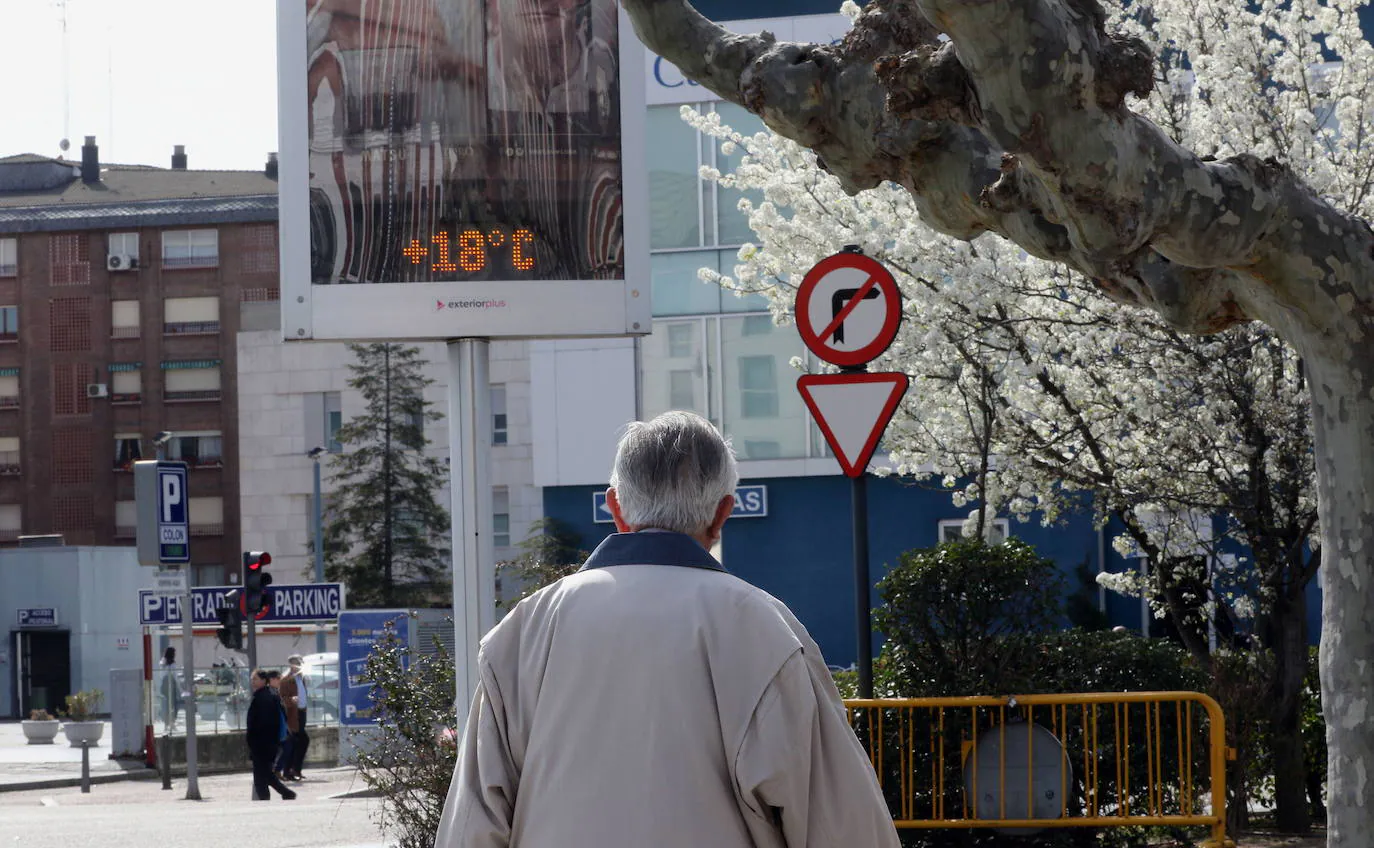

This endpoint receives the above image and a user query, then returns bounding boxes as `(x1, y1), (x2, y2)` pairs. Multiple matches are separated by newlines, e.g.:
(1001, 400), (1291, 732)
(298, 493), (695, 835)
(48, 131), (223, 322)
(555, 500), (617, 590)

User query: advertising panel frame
(276, 0), (650, 343)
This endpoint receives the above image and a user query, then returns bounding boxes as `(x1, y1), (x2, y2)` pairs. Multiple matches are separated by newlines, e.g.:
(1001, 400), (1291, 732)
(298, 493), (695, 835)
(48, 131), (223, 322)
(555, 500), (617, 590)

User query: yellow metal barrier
(844, 692), (1232, 848)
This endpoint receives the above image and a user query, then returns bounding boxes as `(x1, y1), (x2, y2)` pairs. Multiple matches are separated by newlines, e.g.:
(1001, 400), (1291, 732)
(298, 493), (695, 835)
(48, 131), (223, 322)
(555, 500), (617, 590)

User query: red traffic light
(245, 551), (272, 570)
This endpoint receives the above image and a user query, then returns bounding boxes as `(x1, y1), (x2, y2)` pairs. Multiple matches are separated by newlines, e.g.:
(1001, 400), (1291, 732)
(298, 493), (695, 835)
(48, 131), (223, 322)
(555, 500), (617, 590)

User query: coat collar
(579, 530), (726, 573)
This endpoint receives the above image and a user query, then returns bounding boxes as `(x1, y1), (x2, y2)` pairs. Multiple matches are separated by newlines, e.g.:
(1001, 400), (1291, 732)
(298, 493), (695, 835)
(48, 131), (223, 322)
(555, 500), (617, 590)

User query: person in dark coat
(245, 669), (296, 801)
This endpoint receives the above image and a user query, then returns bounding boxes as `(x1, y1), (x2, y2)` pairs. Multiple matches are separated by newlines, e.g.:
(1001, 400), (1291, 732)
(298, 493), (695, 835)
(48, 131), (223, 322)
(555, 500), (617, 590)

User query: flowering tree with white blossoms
(621, 0), (1374, 839)
(692, 100), (1321, 827)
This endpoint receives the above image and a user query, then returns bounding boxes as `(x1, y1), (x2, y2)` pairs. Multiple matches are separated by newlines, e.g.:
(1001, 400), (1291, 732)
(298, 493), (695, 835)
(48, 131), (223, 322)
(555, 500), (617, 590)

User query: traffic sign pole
(181, 578), (201, 800)
(852, 464), (873, 698)
(794, 246), (911, 700)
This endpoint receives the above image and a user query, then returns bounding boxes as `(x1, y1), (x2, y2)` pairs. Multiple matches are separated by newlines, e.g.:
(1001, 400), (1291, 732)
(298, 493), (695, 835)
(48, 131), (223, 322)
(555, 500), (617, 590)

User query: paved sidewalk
(0, 720), (158, 792)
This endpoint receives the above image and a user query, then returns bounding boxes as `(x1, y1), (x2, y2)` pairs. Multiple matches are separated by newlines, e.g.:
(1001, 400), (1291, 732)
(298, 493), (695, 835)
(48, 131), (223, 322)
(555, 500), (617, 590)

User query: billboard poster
(338, 609), (410, 726)
(278, 0), (649, 341)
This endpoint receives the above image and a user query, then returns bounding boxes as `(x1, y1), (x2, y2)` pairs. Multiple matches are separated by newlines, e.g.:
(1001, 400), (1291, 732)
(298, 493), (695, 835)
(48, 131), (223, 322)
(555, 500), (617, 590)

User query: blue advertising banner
(138, 583), (345, 626)
(338, 610), (410, 726)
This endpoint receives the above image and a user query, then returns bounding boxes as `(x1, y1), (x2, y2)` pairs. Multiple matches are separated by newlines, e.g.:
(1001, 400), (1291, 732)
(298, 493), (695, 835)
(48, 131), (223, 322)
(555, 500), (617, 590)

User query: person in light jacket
(436, 411), (899, 848)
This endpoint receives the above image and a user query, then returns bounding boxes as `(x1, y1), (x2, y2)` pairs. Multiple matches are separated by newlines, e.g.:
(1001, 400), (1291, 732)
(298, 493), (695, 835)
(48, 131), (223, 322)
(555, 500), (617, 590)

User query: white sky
(1, 0), (279, 171)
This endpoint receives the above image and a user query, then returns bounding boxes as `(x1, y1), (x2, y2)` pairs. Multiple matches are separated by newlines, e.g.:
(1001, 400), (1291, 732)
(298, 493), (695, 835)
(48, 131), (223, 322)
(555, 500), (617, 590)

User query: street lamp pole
(308, 447), (326, 654)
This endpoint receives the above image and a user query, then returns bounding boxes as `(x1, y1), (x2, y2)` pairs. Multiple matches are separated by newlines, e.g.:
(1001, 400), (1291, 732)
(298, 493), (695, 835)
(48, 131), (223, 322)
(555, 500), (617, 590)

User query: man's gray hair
(609, 411), (739, 535)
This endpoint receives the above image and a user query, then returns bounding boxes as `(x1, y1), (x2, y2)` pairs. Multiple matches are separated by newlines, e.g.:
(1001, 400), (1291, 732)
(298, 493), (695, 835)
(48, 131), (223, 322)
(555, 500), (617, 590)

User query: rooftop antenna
(57, 0), (70, 158)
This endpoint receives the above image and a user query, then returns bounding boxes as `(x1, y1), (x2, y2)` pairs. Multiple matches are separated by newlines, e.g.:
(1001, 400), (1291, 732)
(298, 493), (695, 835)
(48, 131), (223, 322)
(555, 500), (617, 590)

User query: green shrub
(874, 538), (1065, 696)
(352, 620), (459, 848)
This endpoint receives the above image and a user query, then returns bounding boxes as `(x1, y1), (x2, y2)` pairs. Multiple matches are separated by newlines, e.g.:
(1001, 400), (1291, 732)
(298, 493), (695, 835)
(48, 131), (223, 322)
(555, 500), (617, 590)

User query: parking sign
(135, 460), (191, 566)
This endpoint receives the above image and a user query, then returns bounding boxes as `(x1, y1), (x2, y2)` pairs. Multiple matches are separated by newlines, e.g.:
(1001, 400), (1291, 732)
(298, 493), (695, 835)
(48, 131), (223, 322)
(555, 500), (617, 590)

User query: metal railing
(844, 692), (1231, 848)
(150, 661), (342, 735)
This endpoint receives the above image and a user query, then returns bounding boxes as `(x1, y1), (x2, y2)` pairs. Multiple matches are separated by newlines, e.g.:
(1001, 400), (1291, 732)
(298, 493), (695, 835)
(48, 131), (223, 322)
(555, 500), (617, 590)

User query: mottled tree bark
(620, 0), (1374, 842)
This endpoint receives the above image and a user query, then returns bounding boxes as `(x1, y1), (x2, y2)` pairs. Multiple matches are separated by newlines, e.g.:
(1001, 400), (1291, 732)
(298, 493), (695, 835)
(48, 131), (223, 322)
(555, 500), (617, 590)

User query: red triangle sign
(797, 373), (909, 477)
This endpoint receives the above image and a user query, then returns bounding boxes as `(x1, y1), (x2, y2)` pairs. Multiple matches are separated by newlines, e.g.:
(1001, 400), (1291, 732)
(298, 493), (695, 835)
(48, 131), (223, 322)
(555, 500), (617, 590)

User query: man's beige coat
(436, 533), (900, 848)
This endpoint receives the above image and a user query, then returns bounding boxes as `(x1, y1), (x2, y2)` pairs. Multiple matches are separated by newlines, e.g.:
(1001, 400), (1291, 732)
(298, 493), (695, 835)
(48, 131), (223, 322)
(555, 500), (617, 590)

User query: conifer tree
(323, 343), (450, 607)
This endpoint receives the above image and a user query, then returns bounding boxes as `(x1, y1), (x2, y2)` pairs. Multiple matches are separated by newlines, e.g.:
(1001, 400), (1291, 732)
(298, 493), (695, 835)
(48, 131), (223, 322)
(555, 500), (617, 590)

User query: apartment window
(0, 504), (21, 537)
(305, 391), (343, 452)
(405, 409), (425, 434)
(162, 360), (221, 402)
(110, 365), (142, 403)
(667, 323), (695, 358)
(669, 369), (696, 409)
(648, 106), (703, 249)
(493, 487), (511, 548)
(189, 496), (224, 535)
(242, 224), (278, 274)
(491, 385), (508, 446)
(162, 229), (218, 268)
(0, 238), (15, 277)
(108, 232), (139, 264)
(169, 432), (223, 467)
(0, 436), (19, 475)
(49, 297), (92, 352)
(163, 296), (220, 334)
(737, 356), (778, 419)
(0, 306), (17, 341)
(939, 518), (1010, 545)
(114, 433), (143, 470)
(112, 300), (140, 338)
(741, 314), (773, 336)
(115, 500), (137, 537)
(49, 233), (90, 285)
(0, 372), (18, 408)
(713, 102), (767, 246)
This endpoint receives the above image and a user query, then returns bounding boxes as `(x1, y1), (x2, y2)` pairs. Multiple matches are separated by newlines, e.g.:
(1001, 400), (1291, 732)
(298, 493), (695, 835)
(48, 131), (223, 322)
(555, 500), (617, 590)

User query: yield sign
(798, 373), (910, 477)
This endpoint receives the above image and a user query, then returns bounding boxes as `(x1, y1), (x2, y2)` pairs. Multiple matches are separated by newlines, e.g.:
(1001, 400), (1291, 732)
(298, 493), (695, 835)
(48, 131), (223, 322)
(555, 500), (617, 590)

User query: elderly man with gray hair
(437, 411), (898, 848)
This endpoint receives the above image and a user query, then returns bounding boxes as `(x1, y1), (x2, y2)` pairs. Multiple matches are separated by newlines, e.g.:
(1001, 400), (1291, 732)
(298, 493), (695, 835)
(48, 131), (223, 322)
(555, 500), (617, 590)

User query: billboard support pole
(180, 576), (201, 799)
(449, 339), (496, 723)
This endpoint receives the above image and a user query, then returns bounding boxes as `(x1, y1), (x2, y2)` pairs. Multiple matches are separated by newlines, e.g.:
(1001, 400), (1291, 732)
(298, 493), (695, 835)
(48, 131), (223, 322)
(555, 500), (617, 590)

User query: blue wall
(544, 478), (1326, 667)
(546, 476), (1109, 667)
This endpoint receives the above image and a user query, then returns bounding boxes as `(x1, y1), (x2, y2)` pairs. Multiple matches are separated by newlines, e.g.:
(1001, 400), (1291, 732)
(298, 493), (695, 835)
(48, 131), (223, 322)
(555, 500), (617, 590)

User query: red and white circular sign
(794, 252), (902, 367)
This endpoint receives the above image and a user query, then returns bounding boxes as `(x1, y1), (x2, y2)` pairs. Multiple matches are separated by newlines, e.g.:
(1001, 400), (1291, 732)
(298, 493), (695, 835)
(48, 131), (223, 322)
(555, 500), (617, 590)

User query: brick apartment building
(0, 137), (279, 586)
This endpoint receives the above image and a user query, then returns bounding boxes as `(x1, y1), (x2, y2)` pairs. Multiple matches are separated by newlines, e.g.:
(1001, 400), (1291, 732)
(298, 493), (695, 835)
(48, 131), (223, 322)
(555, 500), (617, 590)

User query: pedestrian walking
(246, 669), (296, 801)
(158, 647), (181, 732)
(436, 411), (899, 848)
(279, 655), (310, 780)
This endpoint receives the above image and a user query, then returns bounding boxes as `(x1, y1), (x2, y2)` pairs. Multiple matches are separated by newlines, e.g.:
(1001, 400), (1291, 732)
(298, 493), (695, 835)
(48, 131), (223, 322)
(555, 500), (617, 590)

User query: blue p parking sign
(135, 460), (191, 566)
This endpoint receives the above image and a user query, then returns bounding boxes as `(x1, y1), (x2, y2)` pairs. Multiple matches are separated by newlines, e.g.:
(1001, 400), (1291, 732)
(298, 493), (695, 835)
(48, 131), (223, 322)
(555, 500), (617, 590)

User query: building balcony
(111, 326), (140, 339)
(0, 451), (17, 475)
(111, 392), (141, 405)
(164, 390), (221, 403)
(0, 396), (17, 409)
(163, 321), (220, 335)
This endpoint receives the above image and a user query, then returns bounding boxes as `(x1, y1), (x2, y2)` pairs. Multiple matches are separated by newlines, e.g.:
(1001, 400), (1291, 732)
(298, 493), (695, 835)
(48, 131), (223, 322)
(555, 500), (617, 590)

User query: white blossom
(686, 0), (1343, 639)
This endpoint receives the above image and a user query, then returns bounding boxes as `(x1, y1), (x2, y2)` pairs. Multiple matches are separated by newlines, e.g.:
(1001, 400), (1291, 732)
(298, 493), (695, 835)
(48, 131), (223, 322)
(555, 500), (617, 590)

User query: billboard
(277, 0), (649, 341)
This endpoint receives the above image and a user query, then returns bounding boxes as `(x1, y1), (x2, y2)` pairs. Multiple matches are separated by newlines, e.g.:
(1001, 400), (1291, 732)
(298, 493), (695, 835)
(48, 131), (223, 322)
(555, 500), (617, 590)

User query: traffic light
(243, 550), (273, 614)
(216, 590), (244, 650)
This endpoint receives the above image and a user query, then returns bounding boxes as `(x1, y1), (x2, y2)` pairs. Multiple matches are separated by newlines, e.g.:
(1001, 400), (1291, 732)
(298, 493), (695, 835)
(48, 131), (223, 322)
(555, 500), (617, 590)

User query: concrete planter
(61, 720), (104, 748)
(21, 720), (61, 745)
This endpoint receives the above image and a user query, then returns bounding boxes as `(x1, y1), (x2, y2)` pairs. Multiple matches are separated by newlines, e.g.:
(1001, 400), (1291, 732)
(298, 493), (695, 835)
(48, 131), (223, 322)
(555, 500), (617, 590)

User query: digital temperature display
(402, 229), (537, 275)
(302, 0), (626, 287)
